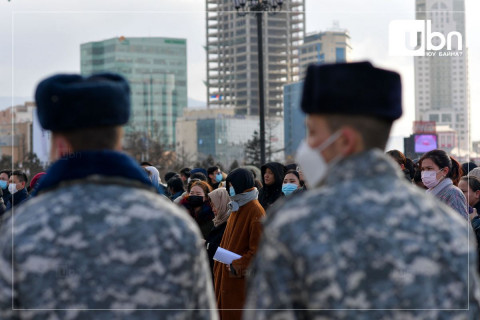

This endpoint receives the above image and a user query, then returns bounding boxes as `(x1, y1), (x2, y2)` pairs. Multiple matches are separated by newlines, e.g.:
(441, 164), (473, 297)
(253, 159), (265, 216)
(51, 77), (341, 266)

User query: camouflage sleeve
(467, 232), (480, 318)
(0, 217), (20, 320)
(243, 226), (305, 320)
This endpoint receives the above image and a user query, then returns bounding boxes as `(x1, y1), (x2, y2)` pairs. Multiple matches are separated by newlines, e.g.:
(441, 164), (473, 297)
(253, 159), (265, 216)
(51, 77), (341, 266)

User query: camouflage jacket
(0, 152), (217, 320)
(244, 149), (480, 320)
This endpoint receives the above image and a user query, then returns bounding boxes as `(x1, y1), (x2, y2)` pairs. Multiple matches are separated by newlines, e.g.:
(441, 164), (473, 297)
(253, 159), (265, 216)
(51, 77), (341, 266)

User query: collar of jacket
(323, 149), (402, 186)
(11, 187), (28, 204)
(171, 190), (184, 200)
(31, 150), (153, 196)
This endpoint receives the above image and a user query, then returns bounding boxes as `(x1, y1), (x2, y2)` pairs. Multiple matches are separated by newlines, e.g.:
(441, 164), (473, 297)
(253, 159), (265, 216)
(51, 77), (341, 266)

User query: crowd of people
(0, 62), (479, 319)
(2, 147), (478, 318)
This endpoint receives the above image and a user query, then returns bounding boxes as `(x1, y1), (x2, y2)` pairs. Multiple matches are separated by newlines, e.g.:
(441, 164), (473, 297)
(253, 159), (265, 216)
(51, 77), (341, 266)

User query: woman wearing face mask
(214, 168), (265, 320)
(179, 181), (214, 239)
(282, 169), (304, 197)
(419, 149), (467, 219)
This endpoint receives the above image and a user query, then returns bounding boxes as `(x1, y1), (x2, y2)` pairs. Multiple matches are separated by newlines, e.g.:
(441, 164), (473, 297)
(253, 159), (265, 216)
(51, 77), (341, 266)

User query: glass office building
(283, 81), (305, 161)
(176, 109), (284, 167)
(81, 37), (187, 147)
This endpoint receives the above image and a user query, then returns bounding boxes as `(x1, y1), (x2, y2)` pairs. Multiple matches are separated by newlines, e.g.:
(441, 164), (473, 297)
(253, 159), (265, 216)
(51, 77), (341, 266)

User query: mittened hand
(227, 263), (237, 276)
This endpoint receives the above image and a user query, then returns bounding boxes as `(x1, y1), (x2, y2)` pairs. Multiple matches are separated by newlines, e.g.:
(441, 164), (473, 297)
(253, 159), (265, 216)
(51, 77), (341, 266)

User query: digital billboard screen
(414, 134), (438, 153)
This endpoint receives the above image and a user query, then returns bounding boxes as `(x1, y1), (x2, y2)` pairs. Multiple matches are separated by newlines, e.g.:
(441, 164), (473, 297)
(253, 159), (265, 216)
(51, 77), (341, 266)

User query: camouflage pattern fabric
(0, 177), (218, 320)
(244, 150), (480, 320)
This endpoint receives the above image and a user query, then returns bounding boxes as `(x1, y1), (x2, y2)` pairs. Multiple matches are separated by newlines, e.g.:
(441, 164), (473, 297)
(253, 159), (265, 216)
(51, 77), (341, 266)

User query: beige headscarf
(208, 187), (231, 227)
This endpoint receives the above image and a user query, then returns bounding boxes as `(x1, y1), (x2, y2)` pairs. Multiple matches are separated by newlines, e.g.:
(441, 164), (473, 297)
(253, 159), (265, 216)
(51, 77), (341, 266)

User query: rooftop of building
(81, 36), (187, 47)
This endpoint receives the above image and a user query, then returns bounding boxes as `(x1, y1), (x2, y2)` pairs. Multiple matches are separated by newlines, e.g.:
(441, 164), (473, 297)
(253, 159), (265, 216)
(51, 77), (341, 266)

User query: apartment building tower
(414, 0), (470, 153)
(206, 0), (305, 116)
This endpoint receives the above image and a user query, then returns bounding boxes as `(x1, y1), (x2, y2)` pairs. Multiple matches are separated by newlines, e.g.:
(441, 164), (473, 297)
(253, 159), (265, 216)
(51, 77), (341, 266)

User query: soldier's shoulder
(265, 177), (465, 243)
(7, 183), (200, 242)
(263, 187), (332, 231)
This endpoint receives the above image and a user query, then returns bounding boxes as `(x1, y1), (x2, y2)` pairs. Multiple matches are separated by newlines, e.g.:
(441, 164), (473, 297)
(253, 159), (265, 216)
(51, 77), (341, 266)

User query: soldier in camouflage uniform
(0, 73), (217, 319)
(244, 62), (480, 319)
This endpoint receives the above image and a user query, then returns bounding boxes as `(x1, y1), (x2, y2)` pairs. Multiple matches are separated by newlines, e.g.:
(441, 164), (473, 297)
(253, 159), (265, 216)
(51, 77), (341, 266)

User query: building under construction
(206, 0), (305, 116)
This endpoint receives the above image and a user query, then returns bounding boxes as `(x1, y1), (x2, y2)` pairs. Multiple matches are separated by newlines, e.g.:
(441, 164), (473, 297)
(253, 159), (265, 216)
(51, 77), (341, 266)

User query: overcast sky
(0, 0), (478, 142)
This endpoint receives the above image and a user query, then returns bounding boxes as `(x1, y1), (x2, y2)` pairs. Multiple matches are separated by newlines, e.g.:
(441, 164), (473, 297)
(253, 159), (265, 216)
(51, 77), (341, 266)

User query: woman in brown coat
(213, 168), (265, 320)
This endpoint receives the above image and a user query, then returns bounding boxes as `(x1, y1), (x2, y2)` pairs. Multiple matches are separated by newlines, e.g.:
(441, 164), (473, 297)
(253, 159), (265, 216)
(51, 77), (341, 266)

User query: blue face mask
(215, 173), (223, 183)
(0, 180), (7, 190)
(229, 186), (236, 197)
(282, 183), (298, 196)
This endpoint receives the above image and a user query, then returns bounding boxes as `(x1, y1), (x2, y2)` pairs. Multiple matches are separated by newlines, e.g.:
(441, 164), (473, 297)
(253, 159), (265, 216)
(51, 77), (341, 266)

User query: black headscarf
(226, 168), (255, 194)
(258, 162), (285, 211)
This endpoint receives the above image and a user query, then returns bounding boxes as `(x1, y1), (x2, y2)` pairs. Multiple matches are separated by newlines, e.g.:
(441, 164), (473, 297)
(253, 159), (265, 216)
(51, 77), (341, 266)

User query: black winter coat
(179, 197), (214, 239)
(1, 188), (10, 209)
(5, 188), (29, 211)
(205, 222), (227, 277)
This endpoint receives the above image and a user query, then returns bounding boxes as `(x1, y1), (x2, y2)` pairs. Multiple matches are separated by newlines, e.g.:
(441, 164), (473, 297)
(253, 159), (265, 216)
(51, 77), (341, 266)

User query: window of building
(335, 48), (346, 62)
(429, 114), (439, 122)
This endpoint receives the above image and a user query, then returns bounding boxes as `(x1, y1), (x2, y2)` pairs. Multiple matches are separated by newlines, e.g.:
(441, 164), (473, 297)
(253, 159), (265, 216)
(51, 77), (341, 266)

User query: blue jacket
(5, 188), (29, 211)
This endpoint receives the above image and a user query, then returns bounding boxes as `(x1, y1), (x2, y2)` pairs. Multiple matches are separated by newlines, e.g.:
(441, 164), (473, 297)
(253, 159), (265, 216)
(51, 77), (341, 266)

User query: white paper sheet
(213, 247), (242, 265)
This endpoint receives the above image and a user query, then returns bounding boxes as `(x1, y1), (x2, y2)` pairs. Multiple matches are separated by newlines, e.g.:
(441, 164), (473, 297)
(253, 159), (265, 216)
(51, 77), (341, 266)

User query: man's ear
(50, 134), (73, 161)
(337, 127), (362, 156)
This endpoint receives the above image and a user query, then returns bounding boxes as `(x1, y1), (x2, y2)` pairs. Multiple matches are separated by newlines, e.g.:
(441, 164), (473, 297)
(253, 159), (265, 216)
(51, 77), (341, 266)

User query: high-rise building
(299, 25), (352, 76)
(81, 37), (187, 147)
(206, 0), (305, 116)
(414, 0), (470, 154)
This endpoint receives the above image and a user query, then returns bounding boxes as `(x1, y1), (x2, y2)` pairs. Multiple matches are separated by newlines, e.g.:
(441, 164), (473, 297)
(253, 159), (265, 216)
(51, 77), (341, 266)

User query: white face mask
(421, 169), (444, 189)
(295, 130), (343, 188)
(8, 183), (18, 195)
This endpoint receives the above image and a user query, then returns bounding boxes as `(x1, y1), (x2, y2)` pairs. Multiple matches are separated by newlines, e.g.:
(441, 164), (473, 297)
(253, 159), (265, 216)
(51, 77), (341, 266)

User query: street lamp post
(234, 0), (284, 166)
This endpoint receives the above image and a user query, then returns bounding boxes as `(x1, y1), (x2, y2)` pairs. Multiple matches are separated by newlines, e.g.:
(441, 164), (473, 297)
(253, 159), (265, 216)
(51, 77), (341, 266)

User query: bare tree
(265, 118), (283, 163)
(123, 126), (175, 169)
